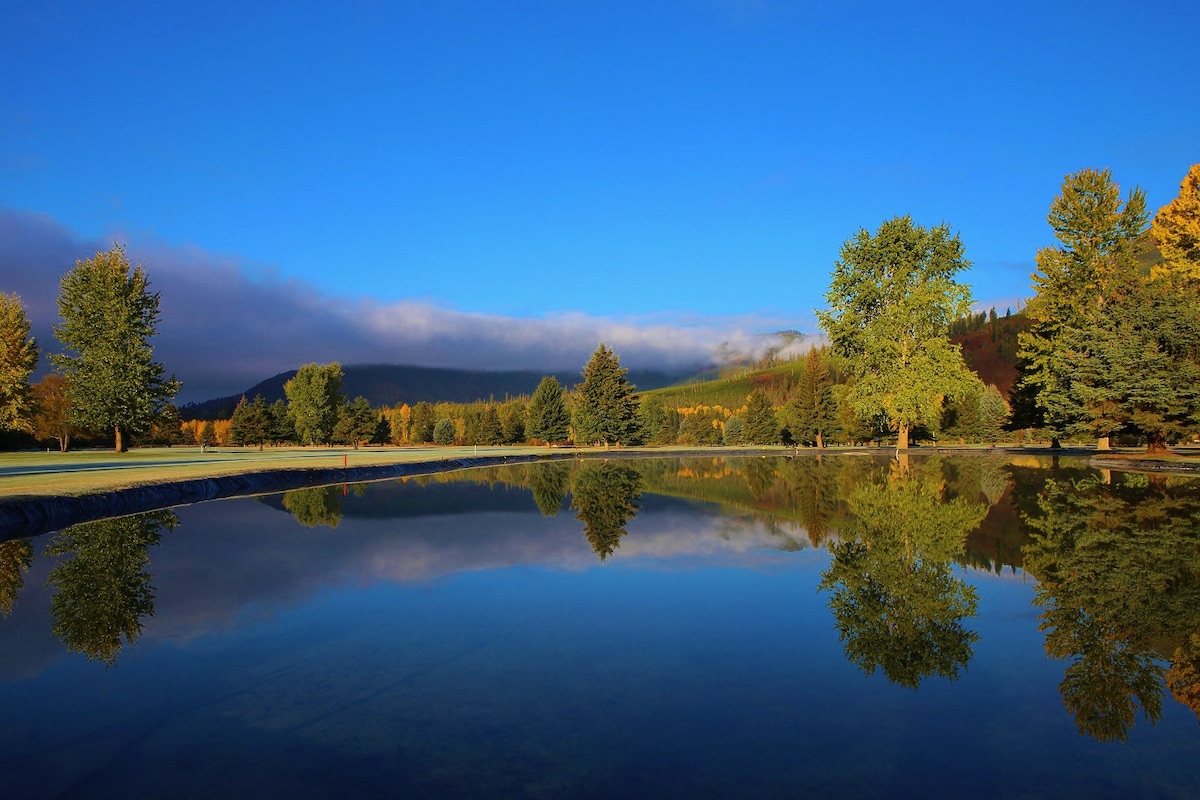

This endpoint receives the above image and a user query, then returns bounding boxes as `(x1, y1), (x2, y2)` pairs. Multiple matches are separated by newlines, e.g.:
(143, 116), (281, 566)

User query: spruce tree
(527, 376), (570, 443)
(573, 344), (640, 445)
(742, 389), (779, 444)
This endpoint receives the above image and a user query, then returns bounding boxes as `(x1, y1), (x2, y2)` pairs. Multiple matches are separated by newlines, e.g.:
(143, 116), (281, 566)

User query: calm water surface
(1, 454), (1198, 798)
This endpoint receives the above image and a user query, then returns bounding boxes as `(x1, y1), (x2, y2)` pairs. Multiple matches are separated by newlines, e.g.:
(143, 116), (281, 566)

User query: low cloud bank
(0, 207), (810, 401)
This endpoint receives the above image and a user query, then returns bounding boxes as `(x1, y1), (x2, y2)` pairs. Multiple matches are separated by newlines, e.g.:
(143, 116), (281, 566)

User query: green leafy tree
(785, 346), (837, 447)
(677, 408), (723, 445)
(526, 376), (571, 444)
(284, 362), (345, 446)
(147, 402), (186, 446)
(573, 344), (641, 445)
(333, 396), (377, 448)
(433, 418), (457, 445)
(0, 293), (39, 433)
(47, 510), (177, 666)
(1016, 168), (1148, 445)
(742, 389), (779, 445)
(817, 217), (980, 449)
(571, 462), (644, 561)
(50, 245), (180, 452)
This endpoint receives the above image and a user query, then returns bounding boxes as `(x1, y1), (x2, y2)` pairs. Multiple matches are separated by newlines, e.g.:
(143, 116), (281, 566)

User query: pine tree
(1016, 168), (1148, 445)
(786, 346), (837, 448)
(742, 389), (779, 444)
(573, 344), (640, 445)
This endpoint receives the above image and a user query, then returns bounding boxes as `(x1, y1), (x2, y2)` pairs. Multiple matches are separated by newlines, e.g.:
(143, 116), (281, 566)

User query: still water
(0, 454), (1198, 798)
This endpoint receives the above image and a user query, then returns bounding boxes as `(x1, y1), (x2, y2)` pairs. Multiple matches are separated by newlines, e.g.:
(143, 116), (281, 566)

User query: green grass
(641, 360), (807, 410)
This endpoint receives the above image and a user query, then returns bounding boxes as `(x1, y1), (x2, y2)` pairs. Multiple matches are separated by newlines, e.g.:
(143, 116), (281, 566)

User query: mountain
(180, 363), (697, 420)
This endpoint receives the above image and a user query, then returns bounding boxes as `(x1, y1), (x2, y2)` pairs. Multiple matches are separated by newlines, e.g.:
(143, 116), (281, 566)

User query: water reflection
(818, 461), (988, 688)
(570, 462), (644, 561)
(1022, 472), (1200, 741)
(46, 511), (177, 666)
(3, 454), (1200, 747)
(0, 537), (32, 617)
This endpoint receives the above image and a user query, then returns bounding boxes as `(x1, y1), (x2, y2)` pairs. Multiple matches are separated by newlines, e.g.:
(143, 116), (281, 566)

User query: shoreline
(2, 445), (1196, 541)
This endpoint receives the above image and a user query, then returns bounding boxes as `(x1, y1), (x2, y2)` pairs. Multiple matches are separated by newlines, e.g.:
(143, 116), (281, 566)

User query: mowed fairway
(0, 445), (593, 499)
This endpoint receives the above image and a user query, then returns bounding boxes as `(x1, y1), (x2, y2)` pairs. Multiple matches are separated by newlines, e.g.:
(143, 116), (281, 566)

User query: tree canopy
(818, 216), (980, 448)
(50, 245), (180, 451)
(0, 293), (39, 433)
(284, 362), (344, 446)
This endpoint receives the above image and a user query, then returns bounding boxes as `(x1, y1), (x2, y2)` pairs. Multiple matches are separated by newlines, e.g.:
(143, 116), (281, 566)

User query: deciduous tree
(1152, 163), (1200, 279)
(284, 362), (344, 446)
(0, 293), (39, 433)
(818, 217), (980, 448)
(51, 246), (180, 452)
(32, 373), (79, 452)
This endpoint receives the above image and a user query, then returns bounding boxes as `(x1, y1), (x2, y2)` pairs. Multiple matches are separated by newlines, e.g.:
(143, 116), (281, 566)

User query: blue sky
(2, 0), (1198, 400)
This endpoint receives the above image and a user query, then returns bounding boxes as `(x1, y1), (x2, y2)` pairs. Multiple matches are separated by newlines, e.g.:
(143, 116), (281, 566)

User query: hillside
(951, 314), (1029, 399)
(640, 360), (809, 410)
(181, 363), (693, 420)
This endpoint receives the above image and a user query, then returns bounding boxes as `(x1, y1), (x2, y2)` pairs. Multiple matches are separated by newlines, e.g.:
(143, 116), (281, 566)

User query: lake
(1, 454), (1198, 798)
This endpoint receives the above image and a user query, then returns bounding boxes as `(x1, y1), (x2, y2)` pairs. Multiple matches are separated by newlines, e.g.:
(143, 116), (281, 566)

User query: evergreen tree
(0, 293), (39, 433)
(573, 343), (640, 445)
(51, 245), (181, 451)
(410, 401), (437, 443)
(1016, 168), (1148, 445)
(742, 389), (779, 444)
(818, 217), (980, 449)
(333, 396), (377, 448)
(284, 362), (344, 446)
(231, 395), (275, 450)
(526, 376), (571, 443)
(433, 418), (457, 445)
(786, 346), (837, 447)
(269, 399), (296, 444)
(479, 404), (504, 445)
(499, 399), (527, 444)
(723, 415), (744, 446)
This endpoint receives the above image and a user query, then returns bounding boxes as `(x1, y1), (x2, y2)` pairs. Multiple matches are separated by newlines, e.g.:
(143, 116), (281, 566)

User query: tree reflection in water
(528, 462), (570, 517)
(1023, 473), (1200, 742)
(282, 485), (344, 528)
(46, 510), (177, 667)
(570, 461), (644, 561)
(818, 461), (988, 689)
(0, 537), (34, 618)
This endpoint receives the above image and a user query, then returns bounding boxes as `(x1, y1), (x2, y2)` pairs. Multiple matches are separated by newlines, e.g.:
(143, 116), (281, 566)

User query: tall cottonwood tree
(818, 216), (980, 449)
(51, 246), (180, 452)
(0, 293), (39, 433)
(1016, 169), (1148, 446)
(573, 344), (640, 445)
(284, 362), (344, 446)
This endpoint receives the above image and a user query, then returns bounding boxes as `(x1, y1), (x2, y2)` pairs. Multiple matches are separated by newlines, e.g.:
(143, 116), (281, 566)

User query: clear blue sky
(2, 0), (1198, 398)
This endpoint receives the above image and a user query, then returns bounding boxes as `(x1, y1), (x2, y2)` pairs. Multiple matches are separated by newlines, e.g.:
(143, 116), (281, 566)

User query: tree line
(3, 164), (1196, 453)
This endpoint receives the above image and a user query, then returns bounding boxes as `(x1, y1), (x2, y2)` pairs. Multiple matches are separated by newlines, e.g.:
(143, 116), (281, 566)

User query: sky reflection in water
(0, 455), (1198, 798)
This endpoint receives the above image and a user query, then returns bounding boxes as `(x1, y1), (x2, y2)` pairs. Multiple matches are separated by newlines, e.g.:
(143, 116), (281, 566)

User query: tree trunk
(115, 425), (126, 453)
(1050, 436), (1061, 449)
(1097, 436), (1111, 451)
(897, 422), (910, 450)
(816, 431), (824, 449)
(1146, 435), (1170, 455)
